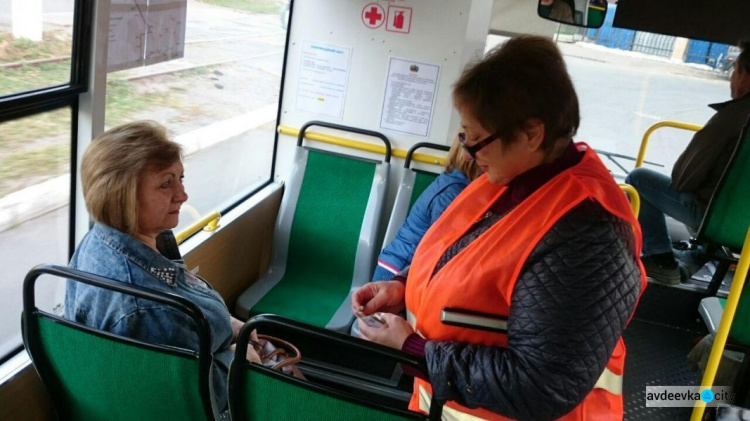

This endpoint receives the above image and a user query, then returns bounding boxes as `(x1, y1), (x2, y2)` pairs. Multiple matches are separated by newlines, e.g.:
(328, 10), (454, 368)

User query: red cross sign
(362, 3), (385, 29)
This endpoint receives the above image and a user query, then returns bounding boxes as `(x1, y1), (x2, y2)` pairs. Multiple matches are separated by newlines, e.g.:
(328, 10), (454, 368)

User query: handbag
(250, 333), (306, 380)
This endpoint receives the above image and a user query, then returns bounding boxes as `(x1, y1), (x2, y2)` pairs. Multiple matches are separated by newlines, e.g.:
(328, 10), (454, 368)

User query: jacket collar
(92, 223), (180, 286)
(709, 93), (750, 111)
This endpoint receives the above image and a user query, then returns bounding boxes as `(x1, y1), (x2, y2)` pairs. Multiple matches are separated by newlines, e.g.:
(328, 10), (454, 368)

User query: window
(489, 19), (727, 178)
(0, 0), (89, 361)
(0, 0), (76, 97)
(0, 108), (73, 358)
(104, 0), (287, 232)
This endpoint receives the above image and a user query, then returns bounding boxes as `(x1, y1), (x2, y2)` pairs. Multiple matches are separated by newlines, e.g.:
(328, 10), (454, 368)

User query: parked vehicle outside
(717, 50), (739, 79)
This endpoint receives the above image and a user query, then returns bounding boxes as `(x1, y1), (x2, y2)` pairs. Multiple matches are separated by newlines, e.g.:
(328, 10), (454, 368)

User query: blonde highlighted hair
(444, 135), (481, 180)
(81, 121), (182, 235)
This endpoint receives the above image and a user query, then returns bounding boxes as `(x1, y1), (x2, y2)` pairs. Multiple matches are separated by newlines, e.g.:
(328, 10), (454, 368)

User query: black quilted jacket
(424, 199), (642, 420)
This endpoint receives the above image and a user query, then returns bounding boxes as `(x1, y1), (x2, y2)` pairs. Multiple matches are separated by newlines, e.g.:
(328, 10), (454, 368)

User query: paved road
(570, 46), (727, 173)
(0, 6), (732, 353)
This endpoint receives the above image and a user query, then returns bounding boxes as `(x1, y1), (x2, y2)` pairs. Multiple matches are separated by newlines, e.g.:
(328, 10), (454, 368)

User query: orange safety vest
(405, 143), (646, 421)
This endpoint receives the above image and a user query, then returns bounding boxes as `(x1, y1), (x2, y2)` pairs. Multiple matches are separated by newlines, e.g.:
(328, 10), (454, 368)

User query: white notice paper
(107, 0), (186, 72)
(296, 42), (352, 119)
(380, 58), (440, 137)
(108, 0), (147, 72)
(145, 0), (187, 66)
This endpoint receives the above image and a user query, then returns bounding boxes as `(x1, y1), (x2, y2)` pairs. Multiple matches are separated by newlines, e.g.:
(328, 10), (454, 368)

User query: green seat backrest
(408, 171), (440, 212)
(716, 298), (750, 346)
(701, 122), (750, 250)
(35, 315), (207, 421)
(251, 150), (376, 326)
(233, 366), (419, 421)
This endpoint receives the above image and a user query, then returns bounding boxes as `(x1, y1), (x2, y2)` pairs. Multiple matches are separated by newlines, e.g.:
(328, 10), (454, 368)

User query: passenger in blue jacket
(372, 138), (480, 281)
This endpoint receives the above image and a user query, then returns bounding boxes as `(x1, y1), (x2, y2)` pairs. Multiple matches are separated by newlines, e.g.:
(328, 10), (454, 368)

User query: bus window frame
(0, 0), (93, 363)
(0, 0), (92, 120)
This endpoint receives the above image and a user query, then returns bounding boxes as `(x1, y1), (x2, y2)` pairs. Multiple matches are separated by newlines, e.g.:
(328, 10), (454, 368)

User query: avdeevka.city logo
(645, 386), (733, 407)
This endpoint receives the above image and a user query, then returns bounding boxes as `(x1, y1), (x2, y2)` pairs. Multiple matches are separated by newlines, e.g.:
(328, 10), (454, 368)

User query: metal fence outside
(556, 3), (732, 68)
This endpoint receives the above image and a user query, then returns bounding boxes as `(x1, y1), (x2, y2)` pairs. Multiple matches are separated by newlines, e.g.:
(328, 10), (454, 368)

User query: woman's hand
(351, 281), (405, 315)
(358, 313), (414, 349)
(230, 316), (244, 342)
(228, 343), (262, 364)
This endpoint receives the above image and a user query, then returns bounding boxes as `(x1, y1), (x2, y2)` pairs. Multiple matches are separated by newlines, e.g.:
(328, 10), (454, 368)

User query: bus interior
(1, 0), (750, 419)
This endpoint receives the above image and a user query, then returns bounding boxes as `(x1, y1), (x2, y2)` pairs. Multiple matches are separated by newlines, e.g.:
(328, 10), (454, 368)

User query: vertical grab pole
(691, 228), (750, 420)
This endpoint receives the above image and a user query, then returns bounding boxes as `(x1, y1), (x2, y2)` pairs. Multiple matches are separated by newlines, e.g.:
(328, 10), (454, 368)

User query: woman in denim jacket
(372, 138), (481, 281)
(65, 121), (257, 414)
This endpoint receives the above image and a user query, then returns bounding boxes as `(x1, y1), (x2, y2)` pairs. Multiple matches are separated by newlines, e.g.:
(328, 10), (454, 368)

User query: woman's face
(459, 110), (545, 186)
(136, 160), (188, 239)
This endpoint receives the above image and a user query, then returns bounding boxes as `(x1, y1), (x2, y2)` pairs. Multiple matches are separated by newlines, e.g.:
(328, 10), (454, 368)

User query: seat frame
(228, 314), (442, 420)
(695, 115), (750, 296)
(380, 142), (448, 250)
(235, 121), (391, 332)
(22, 264), (217, 420)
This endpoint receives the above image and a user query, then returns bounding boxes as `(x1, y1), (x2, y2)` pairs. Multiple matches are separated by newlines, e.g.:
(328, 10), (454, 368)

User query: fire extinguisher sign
(386, 6), (412, 34)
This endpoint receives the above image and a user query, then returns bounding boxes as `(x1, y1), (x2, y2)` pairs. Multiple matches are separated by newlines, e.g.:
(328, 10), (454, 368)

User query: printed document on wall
(295, 41), (352, 119)
(380, 58), (440, 137)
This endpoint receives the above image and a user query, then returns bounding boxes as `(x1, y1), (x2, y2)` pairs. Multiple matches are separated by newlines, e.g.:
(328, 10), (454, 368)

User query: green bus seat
(698, 116), (750, 344)
(699, 296), (750, 347)
(22, 264), (217, 420)
(236, 121), (391, 332)
(228, 314), (439, 421)
(380, 143), (447, 250)
(692, 115), (750, 296)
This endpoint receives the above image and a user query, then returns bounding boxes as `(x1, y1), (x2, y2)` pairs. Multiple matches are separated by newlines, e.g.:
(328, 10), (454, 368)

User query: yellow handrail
(691, 227), (750, 420)
(175, 211), (221, 245)
(635, 121), (703, 168)
(618, 183), (640, 218)
(277, 125), (445, 166)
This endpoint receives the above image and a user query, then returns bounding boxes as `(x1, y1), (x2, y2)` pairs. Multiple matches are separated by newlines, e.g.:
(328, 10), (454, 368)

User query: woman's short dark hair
(453, 36), (580, 151)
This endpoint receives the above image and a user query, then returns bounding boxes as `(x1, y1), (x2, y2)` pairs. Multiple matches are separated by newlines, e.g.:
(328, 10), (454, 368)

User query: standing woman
(65, 121), (255, 414)
(353, 36), (646, 420)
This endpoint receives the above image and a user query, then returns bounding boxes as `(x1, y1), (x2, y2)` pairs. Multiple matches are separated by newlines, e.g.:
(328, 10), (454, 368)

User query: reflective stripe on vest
(404, 143), (645, 421)
(594, 367), (623, 396)
(418, 385), (487, 421)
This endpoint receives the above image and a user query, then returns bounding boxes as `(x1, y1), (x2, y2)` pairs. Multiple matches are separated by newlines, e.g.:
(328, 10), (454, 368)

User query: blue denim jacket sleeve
(374, 170), (470, 281)
(110, 307), (203, 350)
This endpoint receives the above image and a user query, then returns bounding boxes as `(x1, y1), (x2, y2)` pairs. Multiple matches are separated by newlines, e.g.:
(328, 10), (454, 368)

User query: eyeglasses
(458, 132), (499, 160)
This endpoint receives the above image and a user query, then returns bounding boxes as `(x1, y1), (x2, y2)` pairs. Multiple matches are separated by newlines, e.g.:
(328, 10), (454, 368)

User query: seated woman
(373, 138), (480, 281)
(65, 121), (257, 414)
(353, 36), (645, 420)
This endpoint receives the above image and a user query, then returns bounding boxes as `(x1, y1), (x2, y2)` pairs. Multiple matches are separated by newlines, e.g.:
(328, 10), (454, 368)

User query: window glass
(104, 0), (287, 232)
(0, 108), (71, 357)
(488, 19), (728, 179)
(0, 0), (76, 97)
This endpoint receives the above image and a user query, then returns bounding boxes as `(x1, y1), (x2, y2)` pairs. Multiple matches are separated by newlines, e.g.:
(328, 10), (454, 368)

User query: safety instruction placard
(295, 41), (352, 119)
(380, 58), (440, 137)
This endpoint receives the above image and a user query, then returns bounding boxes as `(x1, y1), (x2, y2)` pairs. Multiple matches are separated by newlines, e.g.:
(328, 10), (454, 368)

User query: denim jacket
(373, 170), (470, 280)
(65, 223), (234, 411)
